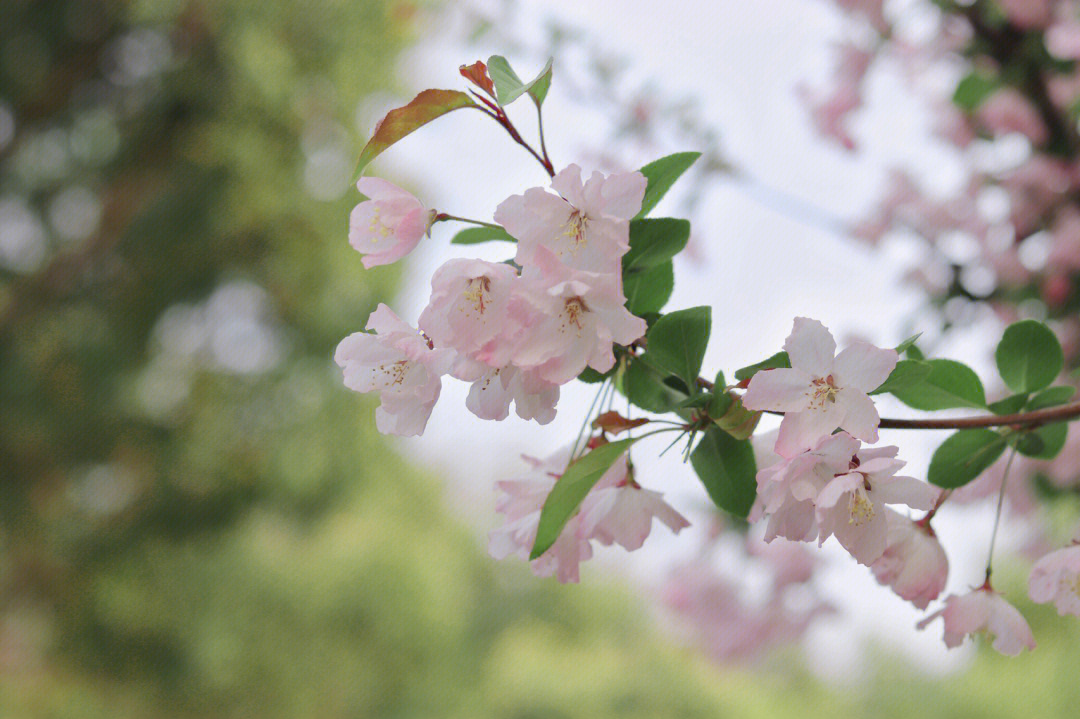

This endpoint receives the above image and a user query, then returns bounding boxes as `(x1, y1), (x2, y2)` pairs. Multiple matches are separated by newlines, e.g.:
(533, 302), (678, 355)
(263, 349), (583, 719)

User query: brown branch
(759, 401), (1080, 430)
(878, 401), (1080, 429)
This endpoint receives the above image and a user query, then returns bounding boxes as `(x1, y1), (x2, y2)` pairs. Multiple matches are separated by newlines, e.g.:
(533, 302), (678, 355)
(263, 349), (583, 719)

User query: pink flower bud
(349, 178), (431, 269)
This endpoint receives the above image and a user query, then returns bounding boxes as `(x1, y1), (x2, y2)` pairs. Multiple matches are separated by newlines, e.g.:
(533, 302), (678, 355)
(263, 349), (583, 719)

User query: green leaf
(486, 55), (553, 107)
(527, 59), (552, 106)
(1027, 385), (1077, 410)
(634, 152), (701, 219)
(530, 438), (636, 559)
(906, 344), (925, 360)
(707, 391), (733, 418)
(995, 320), (1064, 394)
(927, 429), (1007, 489)
(870, 359), (932, 396)
(1012, 385), (1076, 459)
(354, 89), (476, 178)
(624, 261), (674, 315)
(645, 307), (711, 391)
(988, 393), (1028, 415)
(449, 225), (517, 245)
(734, 351), (790, 382)
(891, 359), (987, 410)
(1016, 423), (1067, 460)
(622, 355), (684, 413)
(577, 367), (609, 384)
(953, 71), (999, 111)
(623, 218), (691, 272)
(895, 333), (922, 355)
(677, 393), (714, 409)
(710, 393), (760, 440)
(690, 427), (757, 517)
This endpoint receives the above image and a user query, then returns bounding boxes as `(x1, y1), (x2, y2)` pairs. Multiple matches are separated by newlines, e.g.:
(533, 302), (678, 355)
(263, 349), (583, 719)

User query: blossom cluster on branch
(334, 48), (1080, 661)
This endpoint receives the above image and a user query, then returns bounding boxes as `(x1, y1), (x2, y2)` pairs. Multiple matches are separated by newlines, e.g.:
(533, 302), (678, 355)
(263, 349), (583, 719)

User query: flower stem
(984, 446), (1018, 586)
(433, 213), (502, 229)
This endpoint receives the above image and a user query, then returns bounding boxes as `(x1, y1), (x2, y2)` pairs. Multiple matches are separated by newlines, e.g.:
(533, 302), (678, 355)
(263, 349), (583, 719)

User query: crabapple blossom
(662, 560), (831, 664)
(460, 362), (560, 424)
(349, 178), (434, 269)
(334, 304), (452, 436)
(417, 258), (518, 357)
(510, 247), (647, 384)
(815, 448), (938, 565)
(488, 450), (593, 583)
(742, 317), (897, 457)
(750, 431), (861, 544)
(489, 450), (688, 581)
(1028, 543), (1080, 616)
(871, 510), (949, 609)
(579, 458), (690, 551)
(918, 588), (1036, 656)
(495, 164), (645, 276)
(976, 89), (1049, 146)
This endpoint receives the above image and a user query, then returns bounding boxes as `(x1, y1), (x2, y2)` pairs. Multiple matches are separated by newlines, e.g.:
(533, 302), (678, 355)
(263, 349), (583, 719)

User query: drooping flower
(495, 164), (646, 276)
(417, 258), (518, 357)
(488, 449), (595, 583)
(750, 431), (862, 544)
(510, 248), (647, 384)
(333, 304), (452, 436)
(917, 587), (1036, 656)
(742, 317), (897, 457)
(458, 361), (560, 424)
(815, 448), (938, 566)
(871, 510), (949, 609)
(579, 456), (690, 551)
(348, 178), (433, 269)
(1029, 543), (1080, 616)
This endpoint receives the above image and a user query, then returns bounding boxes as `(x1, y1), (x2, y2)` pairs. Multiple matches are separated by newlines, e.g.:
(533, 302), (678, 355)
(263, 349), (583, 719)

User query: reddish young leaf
(354, 89), (476, 178)
(591, 411), (650, 435)
(459, 61), (496, 96)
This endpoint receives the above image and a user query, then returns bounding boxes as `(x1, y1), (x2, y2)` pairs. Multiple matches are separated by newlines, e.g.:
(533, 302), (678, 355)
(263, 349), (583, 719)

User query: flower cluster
(742, 317), (1035, 655)
(335, 165), (648, 436)
(489, 446), (689, 583)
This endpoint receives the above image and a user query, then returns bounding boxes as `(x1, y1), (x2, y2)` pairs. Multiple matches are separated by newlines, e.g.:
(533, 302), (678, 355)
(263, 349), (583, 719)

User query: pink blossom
(832, 0), (889, 34)
(871, 510), (949, 609)
(998, 0), (1053, 30)
(815, 450), (938, 565)
(417, 258), (518, 357)
(918, 588), (1036, 656)
(751, 432), (862, 544)
(742, 318), (897, 457)
(1029, 543), (1080, 616)
(579, 457), (690, 551)
(510, 248), (647, 384)
(488, 449), (593, 583)
(459, 361), (560, 424)
(746, 535), (816, 591)
(334, 304), (452, 436)
(1047, 22), (1080, 60)
(797, 42), (874, 151)
(348, 178), (433, 269)
(662, 561), (829, 664)
(976, 89), (1048, 146)
(494, 164), (645, 276)
(798, 82), (861, 151)
(1048, 205), (1080, 272)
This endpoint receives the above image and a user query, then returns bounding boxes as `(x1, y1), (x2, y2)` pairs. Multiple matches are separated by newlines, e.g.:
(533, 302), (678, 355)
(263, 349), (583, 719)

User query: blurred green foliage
(0, 1), (759, 716)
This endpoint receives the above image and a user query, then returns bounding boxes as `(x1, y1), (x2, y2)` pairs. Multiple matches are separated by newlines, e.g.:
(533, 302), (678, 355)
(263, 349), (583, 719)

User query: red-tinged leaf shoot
(354, 89), (477, 179)
(459, 60), (496, 96)
(591, 411), (650, 435)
